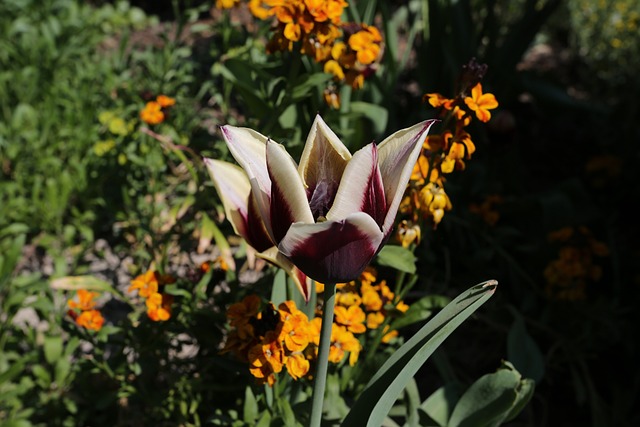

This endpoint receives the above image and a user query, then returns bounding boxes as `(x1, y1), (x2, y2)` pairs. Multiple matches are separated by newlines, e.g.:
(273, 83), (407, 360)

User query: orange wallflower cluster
(469, 194), (504, 226)
(544, 226), (609, 301)
(128, 270), (176, 321)
(67, 289), (105, 331)
(140, 95), (176, 125)
(243, 0), (382, 108)
(222, 268), (409, 386)
(222, 295), (314, 386)
(397, 59), (498, 242)
(215, 0), (240, 8)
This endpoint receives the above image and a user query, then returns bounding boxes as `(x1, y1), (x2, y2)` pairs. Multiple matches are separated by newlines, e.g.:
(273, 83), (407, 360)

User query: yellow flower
(140, 101), (164, 125)
(286, 352), (310, 380)
(215, 0), (239, 9)
(464, 83), (498, 122)
(278, 301), (312, 352)
(75, 309), (105, 331)
(334, 305), (366, 334)
(328, 324), (361, 365)
(381, 325), (398, 343)
(348, 24), (382, 65)
(366, 311), (384, 329)
(324, 59), (345, 80)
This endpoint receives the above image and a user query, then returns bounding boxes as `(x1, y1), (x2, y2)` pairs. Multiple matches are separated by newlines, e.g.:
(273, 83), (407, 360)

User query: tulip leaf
(448, 361), (535, 427)
(507, 316), (545, 383)
(342, 280), (497, 427)
(419, 382), (465, 427)
(391, 294), (451, 330)
(375, 245), (417, 274)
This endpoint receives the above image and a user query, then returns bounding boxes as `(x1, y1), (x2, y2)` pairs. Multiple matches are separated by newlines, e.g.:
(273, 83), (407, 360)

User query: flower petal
(377, 119), (437, 234)
(326, 142), (386, 227)
(298, 114), (352, 219)
(257, 247), (312, 302)
(266, 140), (314, 242)
(203, 158), (251, 239)
(220, 125), (274, 238)
(278, 212), (384, 283)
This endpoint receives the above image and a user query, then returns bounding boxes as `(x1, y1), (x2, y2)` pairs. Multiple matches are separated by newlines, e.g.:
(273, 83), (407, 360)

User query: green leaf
(391, 294), (451, 330)
(507, 316), (545, 383)
(342, 280), (497, 427)
(49, 275), (122, 298)
(376, 245), (417, 274)
(349, 101), (389, 136)
(271, 269), (287, 307)
(448, 361), (535, 427)
(243, 386), (258, 424)
(43, 335), (63, 364)
(163, 284), (192, 300)
(419, 383), (464, 427)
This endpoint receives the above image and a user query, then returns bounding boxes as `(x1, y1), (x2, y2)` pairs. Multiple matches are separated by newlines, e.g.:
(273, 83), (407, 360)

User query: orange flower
(277, 301), (312, 352)
(128, 270), (159, 298)
(334, 305), (366, 334)
(140, 101), (164, 125)
(156, 95), (176, 107)
(68, 289), (99, 311)
(146, 292), (173, 321)
(215, 0), (239, 9)
(464, 83), (498, 122)
(286, 352), (310, 380)
(424, 93), (454, 110)
(75, 309), (105, 331)
(348, 24), (382, 65)
(227, 294), (262, 339)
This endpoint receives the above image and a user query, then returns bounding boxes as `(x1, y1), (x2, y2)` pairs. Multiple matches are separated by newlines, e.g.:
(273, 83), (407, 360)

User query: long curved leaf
(342, 280), (498, 427)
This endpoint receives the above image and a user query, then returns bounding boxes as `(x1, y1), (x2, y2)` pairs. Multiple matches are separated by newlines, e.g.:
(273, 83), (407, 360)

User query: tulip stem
(309, 282), (336, 427)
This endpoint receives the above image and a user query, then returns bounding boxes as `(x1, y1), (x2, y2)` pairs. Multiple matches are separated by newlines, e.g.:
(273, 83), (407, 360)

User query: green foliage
(1, 0), (637, 426)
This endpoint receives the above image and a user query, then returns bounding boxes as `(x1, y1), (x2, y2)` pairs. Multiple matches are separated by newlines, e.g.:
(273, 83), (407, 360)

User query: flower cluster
(469, 194), (504, 227)
(242, 0), (382, 108)
(222, 295), (314, 386)
(544, 226), (609, 300)
(140, 94), (176, 125)
(67, 289), (105, 331)
(128, 270), (176, 321)
(397, 59), (498, 243)
(222, 267), (409, 385)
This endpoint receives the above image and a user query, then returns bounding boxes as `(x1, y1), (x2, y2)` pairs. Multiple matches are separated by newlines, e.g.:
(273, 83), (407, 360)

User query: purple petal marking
(246, 191), (275, 252)
(360, 144), (387, 227)
(326, 143), (387, 227)
(266, 140), (314, 243)
(377, 119), (438, 235)
(278, 213), (384, 283)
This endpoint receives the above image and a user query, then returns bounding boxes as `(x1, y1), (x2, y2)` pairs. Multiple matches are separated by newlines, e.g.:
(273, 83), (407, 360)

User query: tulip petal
(220, 125), (274, 238)
(326, 143), (386, 227)
(298, 114), (352, 219)
(203, 158), (251, 239)
(266, 140), (314, 242)
(204, 158), (274, 252)
(377, 119), (437, 234)
(278, 212), (384, 283)
(257, 247), (312, 302)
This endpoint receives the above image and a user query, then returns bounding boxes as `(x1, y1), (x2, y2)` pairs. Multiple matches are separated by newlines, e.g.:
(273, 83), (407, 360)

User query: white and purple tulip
(204, 115), (436, 301)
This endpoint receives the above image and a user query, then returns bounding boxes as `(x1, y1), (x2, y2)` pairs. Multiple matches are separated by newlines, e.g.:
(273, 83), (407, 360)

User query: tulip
(204, 115), (436, 300)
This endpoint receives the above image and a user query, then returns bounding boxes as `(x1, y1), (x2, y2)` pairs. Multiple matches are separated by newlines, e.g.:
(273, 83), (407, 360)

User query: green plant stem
(309, 282), (336, 427)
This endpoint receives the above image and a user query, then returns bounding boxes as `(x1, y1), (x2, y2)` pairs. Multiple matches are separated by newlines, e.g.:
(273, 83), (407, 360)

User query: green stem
(309, 282), (336, 427)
